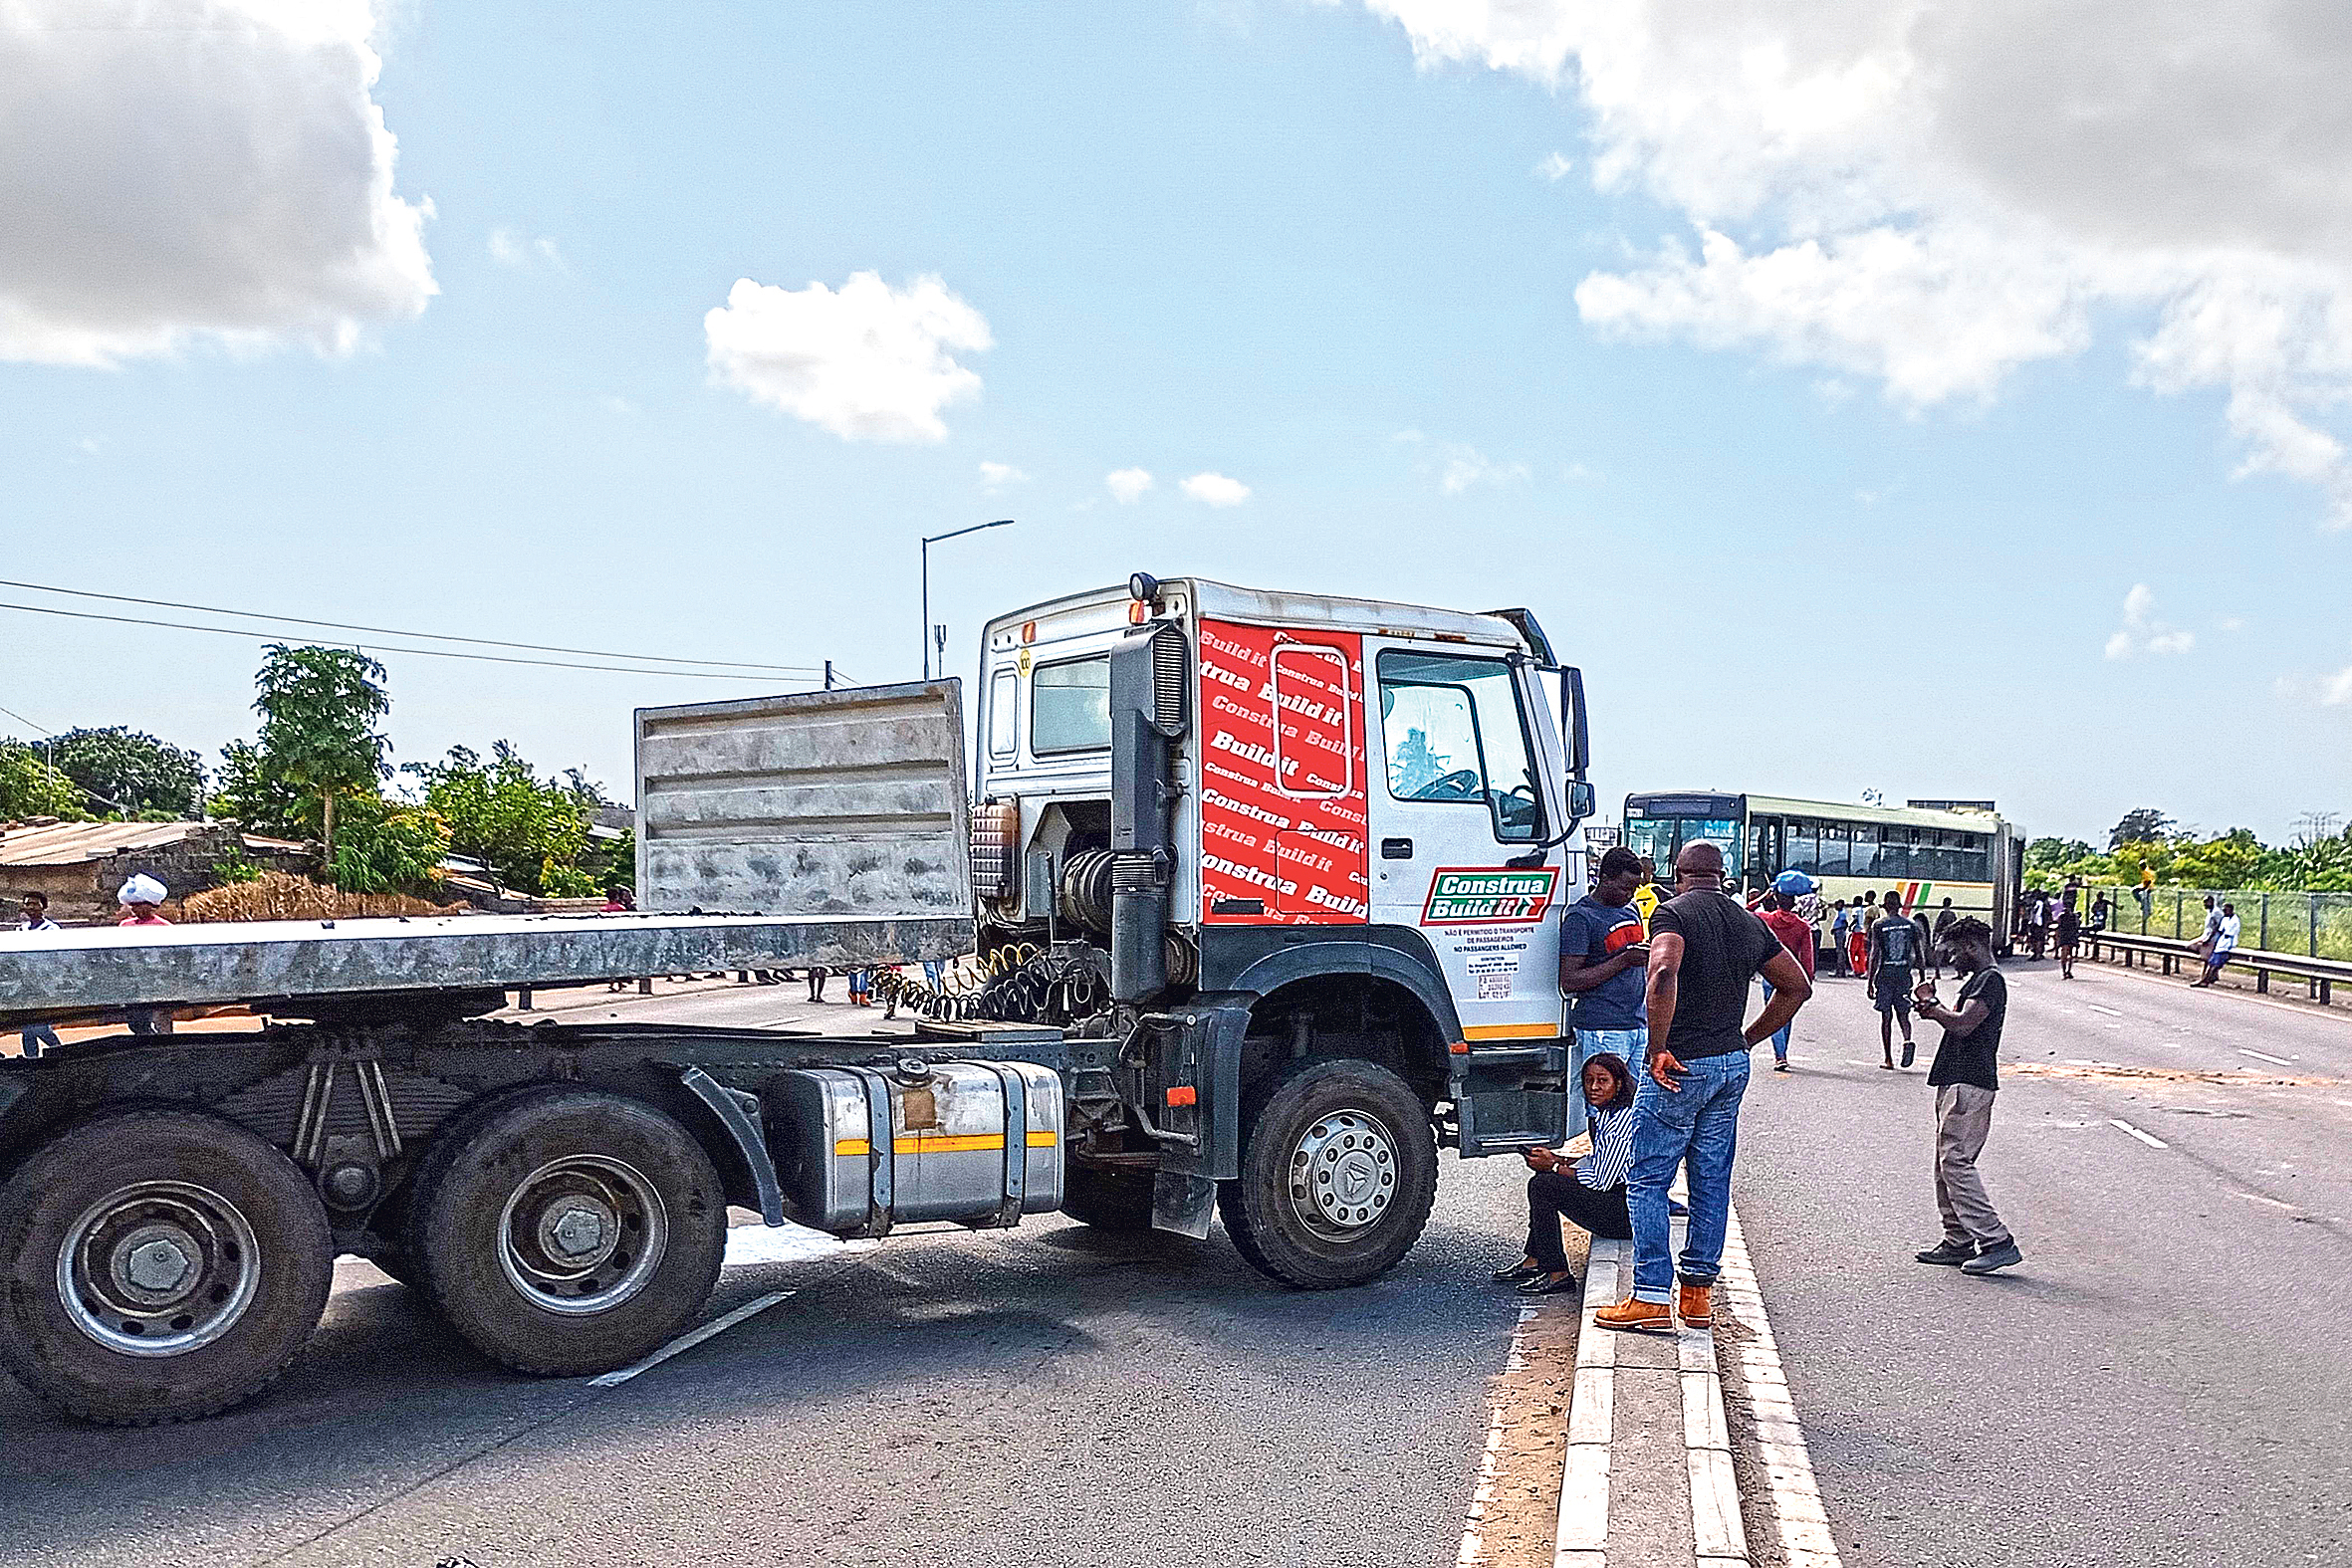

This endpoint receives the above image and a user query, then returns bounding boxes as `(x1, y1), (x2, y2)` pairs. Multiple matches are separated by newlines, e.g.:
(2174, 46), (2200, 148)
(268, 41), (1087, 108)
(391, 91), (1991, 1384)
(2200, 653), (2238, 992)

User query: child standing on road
(1911, 918), (2022, 1275)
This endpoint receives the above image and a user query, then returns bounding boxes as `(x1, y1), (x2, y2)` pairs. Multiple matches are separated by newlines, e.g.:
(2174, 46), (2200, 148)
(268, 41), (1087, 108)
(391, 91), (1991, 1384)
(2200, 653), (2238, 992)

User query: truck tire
(410, 1088), (726, 1378)
(0, 1110), (334, 1426)
(1059, 1164), (1158, 1232)
(1217, 1058), (1438, 1290)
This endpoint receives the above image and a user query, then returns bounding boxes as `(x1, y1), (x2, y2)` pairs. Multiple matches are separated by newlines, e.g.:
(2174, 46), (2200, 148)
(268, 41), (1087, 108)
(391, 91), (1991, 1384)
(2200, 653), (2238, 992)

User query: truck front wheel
(1217, 1058), (1438, 1290)
(411, 1088), (727, 1378)
(0, 1110), (334, 1425)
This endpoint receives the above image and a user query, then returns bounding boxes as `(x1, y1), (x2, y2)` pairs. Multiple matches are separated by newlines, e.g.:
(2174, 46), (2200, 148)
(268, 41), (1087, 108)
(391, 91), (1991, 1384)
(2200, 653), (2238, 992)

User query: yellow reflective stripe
(833, 1130), (1061, 1157)
(1460, 1021), (1562, 1040)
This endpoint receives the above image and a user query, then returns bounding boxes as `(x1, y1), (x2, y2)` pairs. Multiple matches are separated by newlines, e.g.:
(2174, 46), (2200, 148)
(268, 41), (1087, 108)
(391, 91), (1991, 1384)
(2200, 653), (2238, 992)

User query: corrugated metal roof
(0, 820), (200, 866)
(0, 821), (309, 867)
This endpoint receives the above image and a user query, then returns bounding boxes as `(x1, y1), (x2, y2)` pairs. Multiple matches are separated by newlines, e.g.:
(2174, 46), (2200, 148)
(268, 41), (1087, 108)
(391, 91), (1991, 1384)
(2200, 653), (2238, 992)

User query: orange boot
(1593, 1296), (1674, 1334)
(1677, 1281), (1714, 1329)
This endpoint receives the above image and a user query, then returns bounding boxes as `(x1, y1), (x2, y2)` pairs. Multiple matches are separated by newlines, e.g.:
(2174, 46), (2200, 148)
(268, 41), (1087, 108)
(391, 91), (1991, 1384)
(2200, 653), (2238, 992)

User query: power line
(0, 600), (805, 683)
(0, 576), (821, 675)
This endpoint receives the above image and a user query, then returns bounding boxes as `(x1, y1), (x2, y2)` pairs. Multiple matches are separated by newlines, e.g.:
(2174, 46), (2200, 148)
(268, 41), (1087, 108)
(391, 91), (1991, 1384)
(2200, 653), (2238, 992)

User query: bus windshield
(1624, 815), (1745, 883)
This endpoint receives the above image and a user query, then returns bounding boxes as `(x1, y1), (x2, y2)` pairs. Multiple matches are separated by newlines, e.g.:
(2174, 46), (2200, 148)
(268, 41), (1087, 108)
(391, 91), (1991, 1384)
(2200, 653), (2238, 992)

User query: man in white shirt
(2192, 901), (2241, 989)
(14, 891), (63, 1057)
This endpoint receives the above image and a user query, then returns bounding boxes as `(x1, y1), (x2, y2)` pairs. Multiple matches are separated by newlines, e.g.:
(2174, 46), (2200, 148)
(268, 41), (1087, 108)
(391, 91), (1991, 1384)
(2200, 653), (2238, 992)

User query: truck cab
(962, 574), (1596, 1281)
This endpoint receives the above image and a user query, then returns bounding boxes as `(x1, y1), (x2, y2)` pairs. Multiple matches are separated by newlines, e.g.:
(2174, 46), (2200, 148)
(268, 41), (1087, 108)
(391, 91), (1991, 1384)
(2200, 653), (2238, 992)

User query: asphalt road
(1735, 954), (2352, 1567)
(0, 980), (1543, 1568)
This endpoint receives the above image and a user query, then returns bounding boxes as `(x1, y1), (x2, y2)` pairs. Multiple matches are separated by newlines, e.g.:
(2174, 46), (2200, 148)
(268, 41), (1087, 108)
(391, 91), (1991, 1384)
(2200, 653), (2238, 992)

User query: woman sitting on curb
(1492, 1051), (1637, 1296)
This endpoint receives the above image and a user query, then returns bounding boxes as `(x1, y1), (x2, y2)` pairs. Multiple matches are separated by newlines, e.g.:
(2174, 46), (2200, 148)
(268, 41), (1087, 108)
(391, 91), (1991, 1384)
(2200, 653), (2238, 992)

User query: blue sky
(3, 1), (2347, 844)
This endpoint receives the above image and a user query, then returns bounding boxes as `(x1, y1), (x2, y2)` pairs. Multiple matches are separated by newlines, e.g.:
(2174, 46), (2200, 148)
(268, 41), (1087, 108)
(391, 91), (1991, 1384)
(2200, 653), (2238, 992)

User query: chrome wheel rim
(58, 1181), (262, 1358)
(1286, 1108), (1399, 1238)
(497, 1155), (667, 1315)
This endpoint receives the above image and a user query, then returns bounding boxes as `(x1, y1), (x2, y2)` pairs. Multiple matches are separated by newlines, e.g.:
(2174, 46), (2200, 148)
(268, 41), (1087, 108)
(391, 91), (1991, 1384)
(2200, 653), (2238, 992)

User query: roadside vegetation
(4, 644), (630, 899)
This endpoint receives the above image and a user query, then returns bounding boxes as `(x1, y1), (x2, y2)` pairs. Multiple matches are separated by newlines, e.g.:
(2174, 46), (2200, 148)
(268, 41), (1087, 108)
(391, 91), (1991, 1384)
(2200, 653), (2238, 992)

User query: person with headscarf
(117, 875), (174, 1034)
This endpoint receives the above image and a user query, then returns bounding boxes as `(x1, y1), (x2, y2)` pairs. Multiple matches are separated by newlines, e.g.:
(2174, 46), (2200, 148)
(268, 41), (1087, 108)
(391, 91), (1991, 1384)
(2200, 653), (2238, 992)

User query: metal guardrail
(2082, 930), (2351, 1005)
(2076, 884), (2352, 964)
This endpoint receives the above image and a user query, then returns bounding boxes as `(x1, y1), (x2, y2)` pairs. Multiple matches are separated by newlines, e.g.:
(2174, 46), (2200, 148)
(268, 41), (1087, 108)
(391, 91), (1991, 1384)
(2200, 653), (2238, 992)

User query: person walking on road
(1931, 897), (1957, 980)
(1911, 917), (2023, 1275)
(1594, 842), (1810, 1335)
(2193, 902), (2240, 988)
(1493, 1052), (1638, 1296)
(1870, 888), (1921, 1069)
(1560, 846), (1650, 1070)
(1849, 890), (1877, 977)
(2054, 897), (2082, 980)
(1757, 886), (1816, 1072)
(14, 892), (63, 1058)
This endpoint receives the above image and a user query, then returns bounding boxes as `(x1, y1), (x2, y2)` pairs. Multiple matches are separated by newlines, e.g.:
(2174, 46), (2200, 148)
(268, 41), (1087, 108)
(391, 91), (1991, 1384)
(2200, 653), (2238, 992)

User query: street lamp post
(921, 520), (1014, 680)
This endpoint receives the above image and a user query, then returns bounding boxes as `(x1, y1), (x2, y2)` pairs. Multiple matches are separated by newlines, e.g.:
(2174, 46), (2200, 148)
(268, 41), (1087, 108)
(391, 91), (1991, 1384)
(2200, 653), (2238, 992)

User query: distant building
(0, 820), (313, 924)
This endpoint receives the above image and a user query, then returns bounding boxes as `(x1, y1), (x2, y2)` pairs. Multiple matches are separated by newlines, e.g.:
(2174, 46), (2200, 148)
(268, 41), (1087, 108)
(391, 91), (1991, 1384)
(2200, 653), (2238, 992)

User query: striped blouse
(1577, 1103), (1635, 1193)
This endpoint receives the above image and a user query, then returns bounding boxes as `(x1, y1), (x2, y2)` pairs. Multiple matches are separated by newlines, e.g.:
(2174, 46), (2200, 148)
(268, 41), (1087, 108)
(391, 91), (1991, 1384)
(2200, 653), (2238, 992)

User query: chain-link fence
(2081, 885), (2352, 962)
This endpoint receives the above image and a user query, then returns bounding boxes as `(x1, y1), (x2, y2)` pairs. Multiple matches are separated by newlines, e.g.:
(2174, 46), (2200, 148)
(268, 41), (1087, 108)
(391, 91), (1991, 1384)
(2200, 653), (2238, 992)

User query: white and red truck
(0, 572), (1594, 1424)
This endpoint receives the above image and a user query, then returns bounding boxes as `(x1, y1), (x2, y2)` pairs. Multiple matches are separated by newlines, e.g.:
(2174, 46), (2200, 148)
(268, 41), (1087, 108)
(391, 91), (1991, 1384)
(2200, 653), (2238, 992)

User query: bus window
(1879, 830), (1911, 880)
(1850, 821), (1879, 878)
(1625, 816), (1677, 869)
(1785, 819), (1818, 876)
(1622, 813), (1744, 880)
(1817, 821), (1850, 878)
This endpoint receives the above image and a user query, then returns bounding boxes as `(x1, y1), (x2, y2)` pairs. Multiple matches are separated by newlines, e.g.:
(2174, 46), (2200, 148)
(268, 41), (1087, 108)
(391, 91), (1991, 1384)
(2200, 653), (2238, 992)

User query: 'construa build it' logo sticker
(1422, 867), (1559, 925)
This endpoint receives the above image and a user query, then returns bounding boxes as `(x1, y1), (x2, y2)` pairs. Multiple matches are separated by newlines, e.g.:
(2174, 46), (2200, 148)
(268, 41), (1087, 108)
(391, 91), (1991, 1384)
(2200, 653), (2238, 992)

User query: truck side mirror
(1562, 667), (1589, 778)
(1567, 780), (1596, 820)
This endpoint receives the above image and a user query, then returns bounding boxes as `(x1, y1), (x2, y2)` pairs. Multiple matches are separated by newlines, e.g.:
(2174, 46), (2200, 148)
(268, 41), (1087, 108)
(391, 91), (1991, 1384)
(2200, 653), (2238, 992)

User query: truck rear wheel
(1217, 1058), (1438, 1290)
(410, 1088), (726, 1378)
(1059, 1164), (1158, 1232)
(0, 1110), (334, 1425)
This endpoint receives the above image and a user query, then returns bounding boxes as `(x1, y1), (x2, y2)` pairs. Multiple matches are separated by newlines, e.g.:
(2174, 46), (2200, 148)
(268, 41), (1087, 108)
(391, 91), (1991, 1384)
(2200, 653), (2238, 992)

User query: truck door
(1364, 642), (1569, 1154)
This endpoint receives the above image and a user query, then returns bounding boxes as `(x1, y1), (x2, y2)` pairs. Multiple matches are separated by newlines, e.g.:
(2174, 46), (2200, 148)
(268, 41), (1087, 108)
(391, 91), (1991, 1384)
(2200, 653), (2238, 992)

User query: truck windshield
(1032, 655), (1110, 754)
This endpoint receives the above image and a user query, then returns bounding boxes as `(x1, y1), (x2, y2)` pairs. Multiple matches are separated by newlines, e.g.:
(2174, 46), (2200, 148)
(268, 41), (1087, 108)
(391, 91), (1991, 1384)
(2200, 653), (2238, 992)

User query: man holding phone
(1560, 846), (1652, 1080)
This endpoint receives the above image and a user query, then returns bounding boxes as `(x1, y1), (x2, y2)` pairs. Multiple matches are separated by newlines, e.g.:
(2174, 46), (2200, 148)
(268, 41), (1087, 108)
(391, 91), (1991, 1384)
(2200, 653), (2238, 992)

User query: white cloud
(978, 461), (1029, 492)
(0, 0), (435, 366)
(703, 272), (991, 442)
(1438, 444), (1530, 494)
(1106, 467), (1155, 504)
(489, 228), (565, 271)
(1352, 0), (2352, 529)
(2323, 666), (2352, 707)
(599, 395), (633, 415)
(1534, 150), (1574, 182)
(1180, 472), (1252, 507)
(2104, 583), (2195, 660)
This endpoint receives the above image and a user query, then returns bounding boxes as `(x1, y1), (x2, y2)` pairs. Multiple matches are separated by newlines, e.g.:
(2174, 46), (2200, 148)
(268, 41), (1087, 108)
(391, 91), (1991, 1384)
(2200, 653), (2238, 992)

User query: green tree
(45, 727), (206, 818)
(248, 645), (392, 866)
(0, 739), (88, 820)
(2026, 836), (2094, 871)
(406, 742), (602, 896)
(327, 792), (452, 894)
(2108, 807), (2175, 849)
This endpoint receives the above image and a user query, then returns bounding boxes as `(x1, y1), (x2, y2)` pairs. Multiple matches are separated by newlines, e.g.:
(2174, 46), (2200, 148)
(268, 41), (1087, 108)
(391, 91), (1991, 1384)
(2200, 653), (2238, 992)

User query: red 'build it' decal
(1197, 619), (1369, 925)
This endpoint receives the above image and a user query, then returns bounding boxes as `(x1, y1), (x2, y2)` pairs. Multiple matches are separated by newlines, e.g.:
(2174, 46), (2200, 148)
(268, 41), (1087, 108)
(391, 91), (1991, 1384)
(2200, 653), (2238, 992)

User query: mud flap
(1151, 1172), (1219, 1238)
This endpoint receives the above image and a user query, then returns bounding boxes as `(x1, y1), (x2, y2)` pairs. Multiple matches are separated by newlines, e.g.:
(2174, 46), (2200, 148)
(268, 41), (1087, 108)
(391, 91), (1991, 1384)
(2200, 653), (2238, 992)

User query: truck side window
(1376, 649), (1541, 842)
(1031, 655), (1110, 755)
(987, 667), (1020, 759)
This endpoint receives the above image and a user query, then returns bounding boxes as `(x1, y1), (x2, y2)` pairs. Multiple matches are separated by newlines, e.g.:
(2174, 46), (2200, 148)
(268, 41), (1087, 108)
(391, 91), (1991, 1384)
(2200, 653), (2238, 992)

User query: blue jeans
(1572, 1027), (1647, 1140)
(19, 1023), (61, 1058)
(1762, 982), (1790, 1061)
(1628, 1048), (1752, 1302)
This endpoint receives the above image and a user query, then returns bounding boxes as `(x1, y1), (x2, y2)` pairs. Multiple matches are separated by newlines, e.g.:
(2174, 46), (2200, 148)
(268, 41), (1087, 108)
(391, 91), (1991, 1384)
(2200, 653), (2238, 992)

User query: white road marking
(1457, 1304), (1539, 1567)
(2234, 1191), (2295, 1210)
(2109, 1118), (2170, 1150)
(588, 1289), (794, 1387)
(2238, 1047), (2293, 1065)
(2087, 1005), (2124, 1017)
(1721, 1208), (1842, 1568)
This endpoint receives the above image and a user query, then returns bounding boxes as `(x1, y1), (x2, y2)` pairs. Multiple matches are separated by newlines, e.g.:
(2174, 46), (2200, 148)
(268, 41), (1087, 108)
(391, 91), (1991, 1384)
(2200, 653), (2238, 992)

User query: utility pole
(920, 520), (1014, 679)
(823, 660), (834, 691)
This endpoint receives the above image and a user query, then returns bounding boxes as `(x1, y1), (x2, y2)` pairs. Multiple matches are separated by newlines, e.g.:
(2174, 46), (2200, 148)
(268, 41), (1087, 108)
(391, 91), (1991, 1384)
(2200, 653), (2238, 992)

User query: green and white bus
(1622, 791), (2023, 953)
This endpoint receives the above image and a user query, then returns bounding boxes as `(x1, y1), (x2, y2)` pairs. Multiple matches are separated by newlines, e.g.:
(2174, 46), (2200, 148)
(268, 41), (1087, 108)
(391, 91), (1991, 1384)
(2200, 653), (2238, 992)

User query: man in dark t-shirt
(1912, 917), (2021, 1275)
(1560, 846), (1652, 1125)
(1594, 841), (1812, 1335)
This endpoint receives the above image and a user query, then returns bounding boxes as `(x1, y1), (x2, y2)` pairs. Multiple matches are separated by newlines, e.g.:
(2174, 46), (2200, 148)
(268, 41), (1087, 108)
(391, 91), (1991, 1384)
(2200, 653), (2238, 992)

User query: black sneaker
(1901, 1040), (1916, 1068)
(1962, 1239), (2024, 1275)
(1491, 1260), (1545, 1283)
(1516, 1270), (1582, 1296)
(1914, 1240), (1975, 1266)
